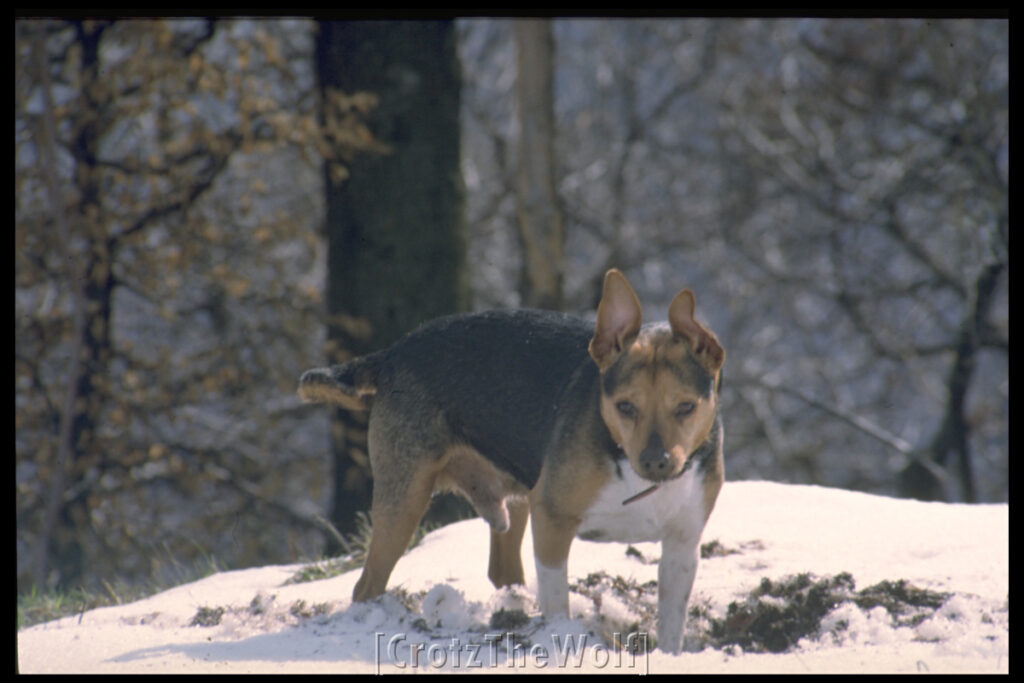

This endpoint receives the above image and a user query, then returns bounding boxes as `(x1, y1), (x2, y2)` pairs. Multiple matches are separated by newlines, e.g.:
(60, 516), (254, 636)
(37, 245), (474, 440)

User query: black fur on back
(375, 309), (600, 488)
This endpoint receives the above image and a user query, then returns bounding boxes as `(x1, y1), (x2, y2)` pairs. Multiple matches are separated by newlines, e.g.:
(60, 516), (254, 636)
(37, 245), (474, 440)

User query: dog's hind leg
(352, 408), (444, 603)
(351, 460), (437, 603)
(441, 445), (525, 533)
(487, 497), (529, 588)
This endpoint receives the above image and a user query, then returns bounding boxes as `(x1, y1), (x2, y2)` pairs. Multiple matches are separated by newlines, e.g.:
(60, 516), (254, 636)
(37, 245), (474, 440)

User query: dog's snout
(639, 433), (673, 479)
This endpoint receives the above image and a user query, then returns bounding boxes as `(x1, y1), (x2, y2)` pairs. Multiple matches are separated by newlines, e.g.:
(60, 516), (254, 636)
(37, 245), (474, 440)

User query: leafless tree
(458, 18), (1007, 502)
(16, 18), (376, 591)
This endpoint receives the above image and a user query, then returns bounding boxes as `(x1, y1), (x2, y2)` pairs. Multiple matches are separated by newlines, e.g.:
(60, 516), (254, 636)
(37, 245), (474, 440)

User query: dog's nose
(639, 433), (672, 479)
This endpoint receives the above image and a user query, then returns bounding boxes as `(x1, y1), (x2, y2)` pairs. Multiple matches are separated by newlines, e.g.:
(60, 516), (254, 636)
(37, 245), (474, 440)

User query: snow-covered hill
(17, 481), (1008, 673)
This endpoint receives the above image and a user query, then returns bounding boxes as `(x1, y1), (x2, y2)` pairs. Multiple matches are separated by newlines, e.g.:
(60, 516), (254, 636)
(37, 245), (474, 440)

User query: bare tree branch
(733, 376), (951, 489)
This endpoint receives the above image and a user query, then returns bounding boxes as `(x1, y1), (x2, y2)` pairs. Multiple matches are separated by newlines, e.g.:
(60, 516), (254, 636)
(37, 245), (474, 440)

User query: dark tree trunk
(899, 262), (1004, 502)
(316, 21), (468, 546)
(34, 21), (115, 589)
(514, 19), (565, 310)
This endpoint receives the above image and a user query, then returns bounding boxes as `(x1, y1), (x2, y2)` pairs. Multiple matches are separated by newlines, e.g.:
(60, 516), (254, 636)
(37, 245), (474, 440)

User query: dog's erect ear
(669, 289), (725, 372)
(589, 269), (643, 369)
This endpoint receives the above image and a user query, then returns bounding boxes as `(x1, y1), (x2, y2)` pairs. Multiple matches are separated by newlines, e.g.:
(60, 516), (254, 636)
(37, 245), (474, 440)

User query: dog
(298, 269), (725, 653)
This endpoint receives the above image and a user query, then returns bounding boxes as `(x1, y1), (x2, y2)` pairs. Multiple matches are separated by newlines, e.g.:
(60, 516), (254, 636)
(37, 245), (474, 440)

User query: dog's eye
(616, 401), (638, 419)
(674, 402), (696, 419)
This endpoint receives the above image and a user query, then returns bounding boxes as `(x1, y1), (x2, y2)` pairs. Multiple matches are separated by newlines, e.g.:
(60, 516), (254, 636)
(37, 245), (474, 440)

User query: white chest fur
(576, 458), (707, 545)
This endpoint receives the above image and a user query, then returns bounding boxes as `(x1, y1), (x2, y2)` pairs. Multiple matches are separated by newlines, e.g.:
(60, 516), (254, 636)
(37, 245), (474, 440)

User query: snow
(17, 481), (1008, 673)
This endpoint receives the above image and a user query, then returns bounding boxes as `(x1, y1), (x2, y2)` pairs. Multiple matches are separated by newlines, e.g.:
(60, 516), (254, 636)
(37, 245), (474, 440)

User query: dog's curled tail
(298, 356), (380, 411)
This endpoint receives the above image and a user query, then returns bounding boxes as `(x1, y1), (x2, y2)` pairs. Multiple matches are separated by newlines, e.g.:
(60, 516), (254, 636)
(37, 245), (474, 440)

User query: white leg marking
(534, 558), (570, 618)
(657, 538), (699, 654)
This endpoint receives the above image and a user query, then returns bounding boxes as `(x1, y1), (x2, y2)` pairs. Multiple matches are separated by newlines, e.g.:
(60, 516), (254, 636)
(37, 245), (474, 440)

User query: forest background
(15, 17), (1007, 598)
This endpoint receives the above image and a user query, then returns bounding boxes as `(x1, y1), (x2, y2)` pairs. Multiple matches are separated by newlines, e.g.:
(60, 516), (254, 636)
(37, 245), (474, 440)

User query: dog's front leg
(534, 557), (570, 617)
(530, 503), (578, 618)
(656, 536), (700, 654)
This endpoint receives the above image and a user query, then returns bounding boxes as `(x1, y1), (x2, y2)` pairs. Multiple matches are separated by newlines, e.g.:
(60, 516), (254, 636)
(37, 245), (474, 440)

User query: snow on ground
(18, 481), (1008, 673)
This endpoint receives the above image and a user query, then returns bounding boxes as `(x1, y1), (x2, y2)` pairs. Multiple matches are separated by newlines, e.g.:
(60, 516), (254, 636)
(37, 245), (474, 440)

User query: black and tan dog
(298, 269), (725, 653)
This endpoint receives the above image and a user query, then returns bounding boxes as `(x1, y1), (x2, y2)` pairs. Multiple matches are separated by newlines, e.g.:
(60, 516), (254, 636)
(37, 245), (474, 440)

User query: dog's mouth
(621, 453), (691, 505)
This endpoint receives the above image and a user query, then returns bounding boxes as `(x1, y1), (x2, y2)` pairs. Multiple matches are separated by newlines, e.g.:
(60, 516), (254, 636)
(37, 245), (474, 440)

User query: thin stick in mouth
(622, 484), (659, 506)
